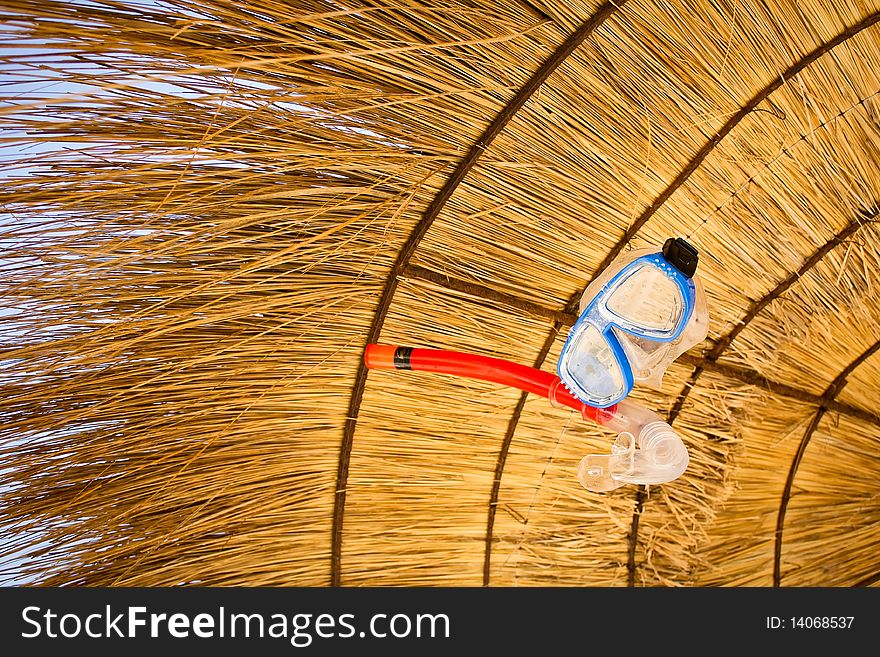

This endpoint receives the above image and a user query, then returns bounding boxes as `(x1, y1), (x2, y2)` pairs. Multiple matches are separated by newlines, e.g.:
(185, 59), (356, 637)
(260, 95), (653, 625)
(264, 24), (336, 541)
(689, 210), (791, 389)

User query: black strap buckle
(662, 237), (699, 278)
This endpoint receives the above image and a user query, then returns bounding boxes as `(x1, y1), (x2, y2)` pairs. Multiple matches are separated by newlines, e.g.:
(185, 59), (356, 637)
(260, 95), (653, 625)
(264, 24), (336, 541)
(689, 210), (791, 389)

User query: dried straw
(1, 0), (879, 587)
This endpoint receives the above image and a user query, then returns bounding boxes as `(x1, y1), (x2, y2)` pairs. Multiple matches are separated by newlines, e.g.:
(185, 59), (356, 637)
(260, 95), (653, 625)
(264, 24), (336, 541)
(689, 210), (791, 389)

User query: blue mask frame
(557, 252), (696, 408)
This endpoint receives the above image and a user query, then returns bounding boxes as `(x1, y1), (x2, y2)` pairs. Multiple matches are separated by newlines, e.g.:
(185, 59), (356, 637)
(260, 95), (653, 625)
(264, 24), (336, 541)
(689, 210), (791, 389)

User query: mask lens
(604, 263), (684, 336)
(558, 323), (627, 406)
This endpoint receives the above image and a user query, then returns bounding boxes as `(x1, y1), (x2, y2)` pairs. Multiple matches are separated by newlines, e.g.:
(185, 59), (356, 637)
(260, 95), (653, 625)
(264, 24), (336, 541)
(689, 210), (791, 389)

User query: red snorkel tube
(365, 344), (613, 423)
(365, 344), (689, 492)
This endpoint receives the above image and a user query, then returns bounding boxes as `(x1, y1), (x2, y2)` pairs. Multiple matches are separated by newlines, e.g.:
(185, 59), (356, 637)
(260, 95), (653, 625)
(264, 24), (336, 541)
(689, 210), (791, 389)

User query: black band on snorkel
(394, 346), (414, 370)
(662, 237), (699, 278)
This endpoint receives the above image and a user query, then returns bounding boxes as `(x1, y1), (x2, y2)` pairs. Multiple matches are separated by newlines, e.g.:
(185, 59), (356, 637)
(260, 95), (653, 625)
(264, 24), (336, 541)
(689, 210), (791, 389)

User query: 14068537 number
(790, 617), (854, 629)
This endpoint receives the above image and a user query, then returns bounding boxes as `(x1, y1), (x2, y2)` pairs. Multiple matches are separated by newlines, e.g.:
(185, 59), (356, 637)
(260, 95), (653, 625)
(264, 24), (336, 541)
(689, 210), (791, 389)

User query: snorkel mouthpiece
(576, 399), (688, 492)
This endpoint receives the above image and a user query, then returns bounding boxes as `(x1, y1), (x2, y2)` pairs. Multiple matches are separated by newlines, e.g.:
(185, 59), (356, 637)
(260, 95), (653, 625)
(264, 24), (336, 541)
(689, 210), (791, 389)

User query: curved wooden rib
(773, 338), (880, 586)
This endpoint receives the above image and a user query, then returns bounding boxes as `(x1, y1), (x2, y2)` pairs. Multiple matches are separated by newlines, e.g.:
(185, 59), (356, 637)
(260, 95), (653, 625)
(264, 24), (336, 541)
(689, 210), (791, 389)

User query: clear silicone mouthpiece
(575, 399), (689, 492)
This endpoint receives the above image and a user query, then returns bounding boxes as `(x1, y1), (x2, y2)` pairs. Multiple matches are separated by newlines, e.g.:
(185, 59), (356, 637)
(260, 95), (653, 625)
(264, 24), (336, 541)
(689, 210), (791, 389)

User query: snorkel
(364, 345), (689, 492)
(365, 238), (707, 493)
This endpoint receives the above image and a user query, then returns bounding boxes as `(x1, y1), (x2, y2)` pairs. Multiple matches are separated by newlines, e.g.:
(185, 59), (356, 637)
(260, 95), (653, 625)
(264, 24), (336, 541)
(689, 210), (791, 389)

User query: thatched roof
(1, 0), (878, 587)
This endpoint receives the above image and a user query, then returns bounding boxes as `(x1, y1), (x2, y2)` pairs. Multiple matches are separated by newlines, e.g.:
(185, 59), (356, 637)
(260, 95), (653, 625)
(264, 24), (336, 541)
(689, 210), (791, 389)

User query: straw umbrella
(1, 0), (878, 587)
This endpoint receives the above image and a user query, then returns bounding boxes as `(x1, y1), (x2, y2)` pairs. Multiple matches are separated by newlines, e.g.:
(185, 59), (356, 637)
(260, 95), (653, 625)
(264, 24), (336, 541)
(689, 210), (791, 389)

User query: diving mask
(557, 238), (708, 408)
